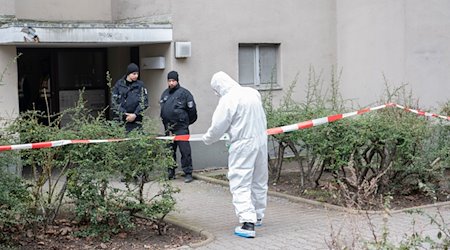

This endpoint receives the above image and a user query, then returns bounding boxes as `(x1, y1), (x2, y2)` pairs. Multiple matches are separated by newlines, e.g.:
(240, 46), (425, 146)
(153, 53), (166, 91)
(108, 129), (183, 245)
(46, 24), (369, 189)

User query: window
(239, 44), (279, 87)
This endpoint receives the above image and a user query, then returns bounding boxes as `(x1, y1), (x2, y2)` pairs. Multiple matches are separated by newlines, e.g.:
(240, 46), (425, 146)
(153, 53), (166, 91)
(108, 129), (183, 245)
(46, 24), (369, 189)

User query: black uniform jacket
(112, 77), (149, 122)
(160, 83), (197, 133)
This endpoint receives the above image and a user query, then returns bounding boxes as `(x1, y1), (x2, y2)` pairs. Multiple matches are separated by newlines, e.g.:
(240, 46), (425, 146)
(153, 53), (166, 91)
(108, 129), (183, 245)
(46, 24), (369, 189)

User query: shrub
(0, 167), (36, 244)
(1, 91), (178, 241)
(264, 68), (450, 209)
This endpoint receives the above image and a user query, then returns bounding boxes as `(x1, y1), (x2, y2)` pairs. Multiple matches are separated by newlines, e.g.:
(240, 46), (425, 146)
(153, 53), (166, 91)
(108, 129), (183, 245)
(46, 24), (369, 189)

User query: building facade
(1, 0), (449, 168)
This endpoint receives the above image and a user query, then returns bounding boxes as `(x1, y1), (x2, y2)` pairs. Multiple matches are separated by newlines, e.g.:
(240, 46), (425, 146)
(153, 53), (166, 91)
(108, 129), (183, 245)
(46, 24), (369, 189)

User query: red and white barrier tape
(266, 103), (393, 135)
(141, 103), (450, 140)
(154, 133), (230, 143)
(0, 138), (131, 152)
(1, 103), (449, 151)
(393, 103), (450, 120)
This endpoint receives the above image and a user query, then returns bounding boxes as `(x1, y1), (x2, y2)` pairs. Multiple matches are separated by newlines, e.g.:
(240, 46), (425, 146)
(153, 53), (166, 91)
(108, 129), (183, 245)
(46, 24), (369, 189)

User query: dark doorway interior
(17, 49), (53, 114)
(17, 48), (108, 124)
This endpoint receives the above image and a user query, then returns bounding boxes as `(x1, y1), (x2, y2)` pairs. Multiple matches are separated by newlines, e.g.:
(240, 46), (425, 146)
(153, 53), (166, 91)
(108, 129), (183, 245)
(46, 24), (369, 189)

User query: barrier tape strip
(393, 103), (450, 120)
(1, 103), (449, 151)
(0, 138), (133, 152)
(266, 103), (392, 136)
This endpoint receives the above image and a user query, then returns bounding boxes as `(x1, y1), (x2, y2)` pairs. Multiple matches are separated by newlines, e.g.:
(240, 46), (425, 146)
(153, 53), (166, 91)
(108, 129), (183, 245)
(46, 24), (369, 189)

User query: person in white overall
(202, 71), (268, 238)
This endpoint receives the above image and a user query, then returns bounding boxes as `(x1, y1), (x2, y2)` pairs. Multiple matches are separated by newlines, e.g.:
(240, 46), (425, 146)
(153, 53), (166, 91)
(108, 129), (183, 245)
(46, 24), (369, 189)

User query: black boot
(242, 222), (255, 231)
(184, 173), (193, 183)
(168, 168), (176, 180)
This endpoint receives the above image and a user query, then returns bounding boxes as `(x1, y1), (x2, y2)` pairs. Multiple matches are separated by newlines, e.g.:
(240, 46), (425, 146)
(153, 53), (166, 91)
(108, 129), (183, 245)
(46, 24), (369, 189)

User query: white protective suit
(202, 71), (268, 224)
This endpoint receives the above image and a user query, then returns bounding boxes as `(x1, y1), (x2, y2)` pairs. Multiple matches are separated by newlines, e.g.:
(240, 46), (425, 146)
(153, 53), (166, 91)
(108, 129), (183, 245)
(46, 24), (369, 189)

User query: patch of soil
(209, 169), (450, 211)
(271, 171), (450, 210)
(9, 217), (204, 250)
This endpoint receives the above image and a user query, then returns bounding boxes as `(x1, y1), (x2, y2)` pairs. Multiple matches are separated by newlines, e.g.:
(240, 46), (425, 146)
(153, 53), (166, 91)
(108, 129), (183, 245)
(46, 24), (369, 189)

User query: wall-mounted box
(175, 41), (191, 58)
(141, 56), (165, 69)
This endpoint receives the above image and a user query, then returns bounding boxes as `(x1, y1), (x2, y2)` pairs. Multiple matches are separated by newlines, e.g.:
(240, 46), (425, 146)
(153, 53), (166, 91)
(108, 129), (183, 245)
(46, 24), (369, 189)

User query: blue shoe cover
(234, 226), (255, 238)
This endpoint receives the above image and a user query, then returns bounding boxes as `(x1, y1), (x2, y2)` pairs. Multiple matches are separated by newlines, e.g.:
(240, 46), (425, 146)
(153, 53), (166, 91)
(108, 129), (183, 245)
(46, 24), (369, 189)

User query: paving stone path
(159, 176), (450, 250)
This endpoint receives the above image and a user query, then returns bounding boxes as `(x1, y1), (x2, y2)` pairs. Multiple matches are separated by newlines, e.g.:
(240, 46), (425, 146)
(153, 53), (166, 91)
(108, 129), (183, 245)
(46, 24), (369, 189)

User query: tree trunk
(287, 141), (304, 187)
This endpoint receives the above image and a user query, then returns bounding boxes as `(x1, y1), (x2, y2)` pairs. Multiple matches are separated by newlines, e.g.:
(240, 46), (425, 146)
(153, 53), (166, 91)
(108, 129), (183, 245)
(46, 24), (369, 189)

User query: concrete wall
(4, 0), (450, 168)
(0, 46), (19, 125)
(137, 43), (229, 169)
(0, 0), (15, 16)
(170, 0), (336, 134)
(404, 0), (450, 108)
(165, 0), (336, 168)
(139, 43), (172, 119)
(337, 0), (450, 109)
(337, 0), (406, 107)
(15, 0), (112, 21)
(111, 0), (171, 23)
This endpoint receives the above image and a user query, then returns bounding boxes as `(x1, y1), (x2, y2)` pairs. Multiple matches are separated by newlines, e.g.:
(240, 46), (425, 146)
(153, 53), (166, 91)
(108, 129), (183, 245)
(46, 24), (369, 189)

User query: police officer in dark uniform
(160, 71), (197, 183)
(112, 63), (149, 132)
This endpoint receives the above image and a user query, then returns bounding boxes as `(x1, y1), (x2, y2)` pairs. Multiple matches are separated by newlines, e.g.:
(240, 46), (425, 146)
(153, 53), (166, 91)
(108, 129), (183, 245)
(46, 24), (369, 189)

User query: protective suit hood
(210, 71), (240, 97)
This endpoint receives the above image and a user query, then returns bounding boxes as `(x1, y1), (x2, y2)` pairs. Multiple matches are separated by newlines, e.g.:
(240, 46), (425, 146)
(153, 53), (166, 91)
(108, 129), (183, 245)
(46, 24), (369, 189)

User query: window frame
(238, 43), (281, 90)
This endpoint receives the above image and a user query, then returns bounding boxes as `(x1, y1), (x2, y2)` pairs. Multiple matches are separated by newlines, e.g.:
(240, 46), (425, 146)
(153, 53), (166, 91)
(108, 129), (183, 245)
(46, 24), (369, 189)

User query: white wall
(15, 0), (112, 21)
(111, 0), (171, 23)
(137, 43), (230, 169)
(0, 0), (15, 16)
(139, 43), (172, 119)
(170, 0), (336, 134)
(337, 0), (406, 107)
(0, 46), (19, 126)
(405, 0), (450, 108)
(4, 0), (450, 169)
(165, 0), (336, 169)
(337, 0), (450, 109)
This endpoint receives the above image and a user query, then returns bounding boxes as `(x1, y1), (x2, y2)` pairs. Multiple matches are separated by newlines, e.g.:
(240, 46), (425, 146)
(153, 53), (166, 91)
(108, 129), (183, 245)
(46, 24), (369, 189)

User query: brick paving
(156, 174), (450, 250)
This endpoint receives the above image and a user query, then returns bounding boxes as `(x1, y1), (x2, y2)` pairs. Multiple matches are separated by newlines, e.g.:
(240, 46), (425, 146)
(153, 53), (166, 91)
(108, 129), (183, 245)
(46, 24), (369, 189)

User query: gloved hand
(220, 133), (230, 141)
(221, 133), (231, 150)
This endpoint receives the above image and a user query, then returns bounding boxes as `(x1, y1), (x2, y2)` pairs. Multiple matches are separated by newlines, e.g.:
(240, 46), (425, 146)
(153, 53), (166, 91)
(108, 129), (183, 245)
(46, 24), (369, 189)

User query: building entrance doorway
(17, 48), (108, 124)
